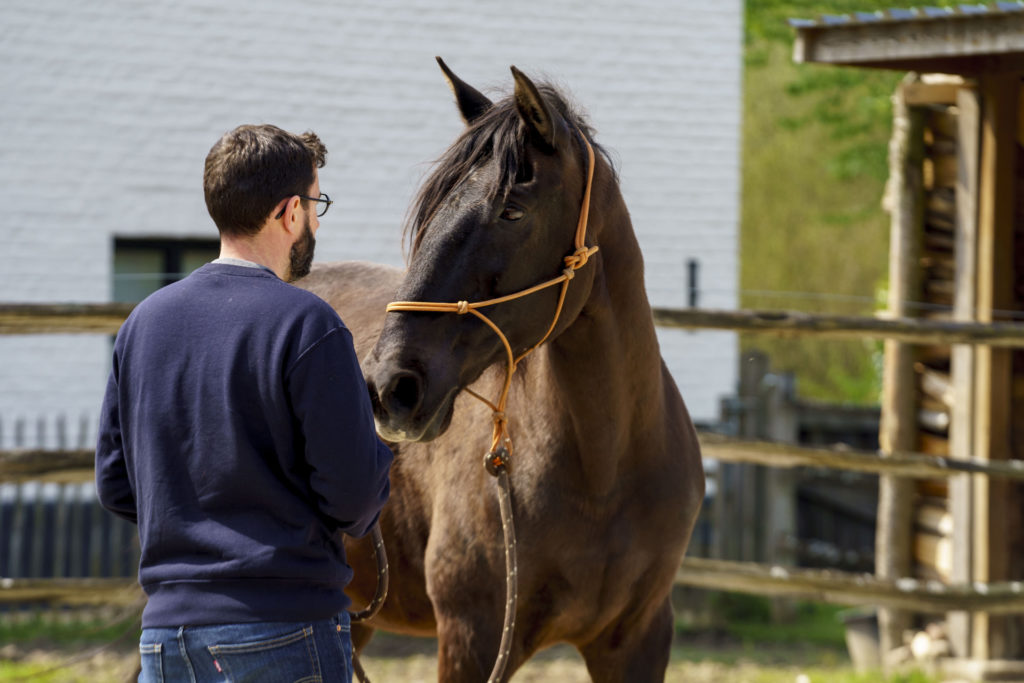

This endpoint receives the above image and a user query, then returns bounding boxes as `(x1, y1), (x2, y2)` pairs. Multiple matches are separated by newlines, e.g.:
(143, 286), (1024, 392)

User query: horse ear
(436, 56), (492, 125)
(511, 65), (563, 150)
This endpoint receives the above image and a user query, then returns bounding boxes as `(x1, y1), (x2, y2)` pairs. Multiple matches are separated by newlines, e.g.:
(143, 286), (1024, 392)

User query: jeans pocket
(207, 626), (321, 683)
(139, 643), (164, 683)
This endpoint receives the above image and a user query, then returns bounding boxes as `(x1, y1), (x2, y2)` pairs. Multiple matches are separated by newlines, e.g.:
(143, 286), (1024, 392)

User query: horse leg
(349, 624), (379, 683)
(578, 597), (674, 683)
(351, 622), (375, 654)
(436, 612), (521, 683)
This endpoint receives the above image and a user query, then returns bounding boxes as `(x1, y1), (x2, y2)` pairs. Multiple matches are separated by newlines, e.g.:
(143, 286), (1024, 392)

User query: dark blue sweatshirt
(95, 262), (392, 628)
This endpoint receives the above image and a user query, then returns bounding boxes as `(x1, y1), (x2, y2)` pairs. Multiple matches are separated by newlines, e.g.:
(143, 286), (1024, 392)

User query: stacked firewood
(912, 104), (959, 583)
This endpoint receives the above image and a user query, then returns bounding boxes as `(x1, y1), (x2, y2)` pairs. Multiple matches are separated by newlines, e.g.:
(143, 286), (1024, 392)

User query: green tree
(741, 0), (959, 402)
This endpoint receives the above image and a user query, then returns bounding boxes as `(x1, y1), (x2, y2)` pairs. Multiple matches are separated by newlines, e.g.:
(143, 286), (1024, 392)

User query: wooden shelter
(791, 4), (1024, 679)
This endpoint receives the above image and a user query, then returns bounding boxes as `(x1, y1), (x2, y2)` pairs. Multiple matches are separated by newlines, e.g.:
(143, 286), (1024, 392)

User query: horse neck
(539, 175), (667, 495)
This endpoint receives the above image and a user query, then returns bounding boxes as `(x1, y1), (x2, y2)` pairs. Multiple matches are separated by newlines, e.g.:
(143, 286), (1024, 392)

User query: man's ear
(278, 195), (303, 235)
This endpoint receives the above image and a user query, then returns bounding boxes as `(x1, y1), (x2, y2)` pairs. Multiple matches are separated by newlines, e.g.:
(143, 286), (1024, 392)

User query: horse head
(365, 58), (603, 443)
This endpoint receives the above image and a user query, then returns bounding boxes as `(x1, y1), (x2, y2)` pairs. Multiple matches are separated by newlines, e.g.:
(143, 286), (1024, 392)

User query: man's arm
(288, 326), (393, 537)
(95, 367), (138, 523)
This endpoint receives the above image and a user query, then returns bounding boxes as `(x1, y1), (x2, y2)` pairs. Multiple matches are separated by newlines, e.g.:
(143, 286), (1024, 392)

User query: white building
(0, 0), (741, 448)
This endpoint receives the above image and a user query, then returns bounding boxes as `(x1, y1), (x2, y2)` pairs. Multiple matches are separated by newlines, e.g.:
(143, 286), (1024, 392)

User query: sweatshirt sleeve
(287, 326), (393, 538)
(95, 365), (138, 524)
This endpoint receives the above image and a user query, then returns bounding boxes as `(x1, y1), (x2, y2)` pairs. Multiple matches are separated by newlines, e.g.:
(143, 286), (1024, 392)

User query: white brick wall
(0, 0), (740, 443)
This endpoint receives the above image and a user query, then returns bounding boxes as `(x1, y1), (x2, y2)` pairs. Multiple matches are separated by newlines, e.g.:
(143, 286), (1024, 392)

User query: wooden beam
(1019, 84), (1024, 146)
(903, 80), (965, 106)
(971, 72), (1020, 661)
(793, 14), (1024, 72)
(847, 55), (1024, 76)
(949, 84), (981, 659)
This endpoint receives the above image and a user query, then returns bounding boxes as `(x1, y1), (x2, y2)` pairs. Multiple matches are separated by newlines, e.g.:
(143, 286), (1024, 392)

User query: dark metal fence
(0, 415), (138, 590)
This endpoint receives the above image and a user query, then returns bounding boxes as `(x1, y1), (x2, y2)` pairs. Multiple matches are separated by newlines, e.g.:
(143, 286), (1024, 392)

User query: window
(112, 238), (220, 302)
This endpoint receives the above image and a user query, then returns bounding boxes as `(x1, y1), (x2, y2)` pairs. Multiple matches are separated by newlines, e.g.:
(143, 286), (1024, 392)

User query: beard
(287, 215), (316, 282)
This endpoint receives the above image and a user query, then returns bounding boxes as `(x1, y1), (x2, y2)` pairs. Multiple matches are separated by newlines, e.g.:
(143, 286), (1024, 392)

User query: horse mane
(404, 82), (613, 259)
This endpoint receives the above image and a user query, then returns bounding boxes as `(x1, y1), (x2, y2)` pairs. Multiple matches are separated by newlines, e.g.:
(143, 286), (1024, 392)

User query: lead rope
(385, 128), (597, 683)
(349, 523), (388, 683)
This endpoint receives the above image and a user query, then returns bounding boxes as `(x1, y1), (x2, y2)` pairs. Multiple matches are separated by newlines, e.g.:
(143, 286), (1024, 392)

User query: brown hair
(204, 124), (327, 237)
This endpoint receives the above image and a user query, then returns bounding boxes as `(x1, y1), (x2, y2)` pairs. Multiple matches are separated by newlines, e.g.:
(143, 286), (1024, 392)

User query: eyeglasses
(274, 192), (333, 219)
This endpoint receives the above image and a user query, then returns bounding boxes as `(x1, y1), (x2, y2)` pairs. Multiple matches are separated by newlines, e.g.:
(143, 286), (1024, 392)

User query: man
(96, 124), (392, 682)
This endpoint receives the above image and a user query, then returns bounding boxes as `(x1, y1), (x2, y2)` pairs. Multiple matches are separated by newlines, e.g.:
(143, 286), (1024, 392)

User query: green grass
(670, 592), (938, 682)
(727, 601), (847, 649)
(0, 660), (70, 683)
(676, 592), (848, 650)
(0, 611), (141, 682)
(0, 602), (940, 683)
(0, 611), (139, 647)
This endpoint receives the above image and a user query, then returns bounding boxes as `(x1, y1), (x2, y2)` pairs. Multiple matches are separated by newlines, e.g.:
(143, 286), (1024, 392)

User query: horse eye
(500, 204), (525, 221)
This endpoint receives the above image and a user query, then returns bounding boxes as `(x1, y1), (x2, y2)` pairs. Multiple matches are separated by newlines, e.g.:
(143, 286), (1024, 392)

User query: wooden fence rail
(0, 450), (96, 484)
(8, 434), (1024, 485)
(0, 577), (142, 607)
(675, 558), (1024, 615)
(7, 558), (1024, 615)
(652, 307), (1024, 347)
(699, 433), (1024, 481)
(0, 303), (135, 335)
(7, 303), (1024, 348)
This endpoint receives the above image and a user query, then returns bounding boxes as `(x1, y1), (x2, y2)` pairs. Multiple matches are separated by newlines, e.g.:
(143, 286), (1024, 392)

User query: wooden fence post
(738, 351), (769, 562)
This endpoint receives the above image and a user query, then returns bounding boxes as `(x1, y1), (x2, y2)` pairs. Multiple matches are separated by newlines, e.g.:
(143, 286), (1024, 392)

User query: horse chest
(510, 504), (676, 643)
(518, 476), (688, 603)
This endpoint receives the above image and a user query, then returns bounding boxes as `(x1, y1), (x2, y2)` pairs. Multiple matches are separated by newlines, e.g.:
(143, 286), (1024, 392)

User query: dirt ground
(0, 637), (859, 683)
(358, 647), (835, 683)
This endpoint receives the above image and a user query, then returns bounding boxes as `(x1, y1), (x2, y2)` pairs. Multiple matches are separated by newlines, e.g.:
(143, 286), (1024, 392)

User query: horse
(298, 58), (705, 682)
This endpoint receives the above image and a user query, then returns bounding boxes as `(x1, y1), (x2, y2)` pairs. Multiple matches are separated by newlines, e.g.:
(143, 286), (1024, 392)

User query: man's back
(97, 262), (392, 628)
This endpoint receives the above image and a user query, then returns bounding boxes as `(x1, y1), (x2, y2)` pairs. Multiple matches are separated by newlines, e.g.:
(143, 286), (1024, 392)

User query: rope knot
(562, 267), (575, 281)
(564, 247), (591, 271)
(456, 300), (470, 314)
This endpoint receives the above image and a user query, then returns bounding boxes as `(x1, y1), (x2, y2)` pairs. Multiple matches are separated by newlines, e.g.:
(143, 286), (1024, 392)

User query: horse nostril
(381, 371), (423, 419)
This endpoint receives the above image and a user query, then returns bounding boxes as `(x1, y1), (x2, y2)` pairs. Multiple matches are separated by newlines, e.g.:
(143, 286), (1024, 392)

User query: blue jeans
(139, 612), (352, 682)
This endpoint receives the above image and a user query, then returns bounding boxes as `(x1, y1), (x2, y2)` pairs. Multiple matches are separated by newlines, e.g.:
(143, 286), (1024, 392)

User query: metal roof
(790, 2), (1024, 72)
(789, 2), (1024, 29)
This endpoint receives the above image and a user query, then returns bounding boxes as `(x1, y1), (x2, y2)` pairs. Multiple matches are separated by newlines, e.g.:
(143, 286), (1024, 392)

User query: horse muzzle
(366, 356), (459, 443)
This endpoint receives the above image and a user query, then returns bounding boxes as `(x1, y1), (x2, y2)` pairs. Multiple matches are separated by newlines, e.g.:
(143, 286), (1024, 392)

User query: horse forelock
(403, 83), (606, 260)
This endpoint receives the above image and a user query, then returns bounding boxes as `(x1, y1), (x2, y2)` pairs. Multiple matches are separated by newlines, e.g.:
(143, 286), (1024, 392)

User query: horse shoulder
(659, 360), (705, 512)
